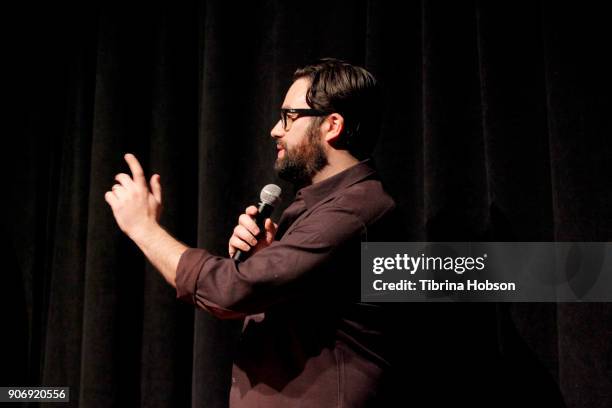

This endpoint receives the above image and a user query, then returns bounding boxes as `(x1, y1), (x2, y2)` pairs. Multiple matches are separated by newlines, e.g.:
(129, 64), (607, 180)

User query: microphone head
(260, 184), (282, 207)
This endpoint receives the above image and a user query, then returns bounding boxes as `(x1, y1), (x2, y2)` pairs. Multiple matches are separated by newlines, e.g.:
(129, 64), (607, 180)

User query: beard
(274, 121), (328, 186)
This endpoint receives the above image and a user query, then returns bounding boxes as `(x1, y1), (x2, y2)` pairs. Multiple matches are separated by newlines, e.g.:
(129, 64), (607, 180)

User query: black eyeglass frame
(280, 108), (329, 131)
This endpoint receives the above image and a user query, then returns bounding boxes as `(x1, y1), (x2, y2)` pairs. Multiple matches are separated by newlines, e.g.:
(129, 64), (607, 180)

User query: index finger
(124, 153), (146, 185)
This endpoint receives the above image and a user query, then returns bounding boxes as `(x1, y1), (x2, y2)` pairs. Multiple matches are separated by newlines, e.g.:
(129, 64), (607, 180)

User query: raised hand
(104, 153), (163, 239)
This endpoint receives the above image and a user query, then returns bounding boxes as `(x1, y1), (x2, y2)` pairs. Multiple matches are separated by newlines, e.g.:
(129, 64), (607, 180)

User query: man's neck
(311, 153), (360, 184)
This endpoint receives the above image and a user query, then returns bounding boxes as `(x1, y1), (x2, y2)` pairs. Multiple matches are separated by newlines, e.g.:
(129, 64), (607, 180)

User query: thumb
(264, 218), (277, 243)
(149, 174), (162, 204)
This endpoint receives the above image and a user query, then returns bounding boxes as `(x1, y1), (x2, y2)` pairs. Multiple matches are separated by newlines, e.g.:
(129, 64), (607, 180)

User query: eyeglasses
(280, 108), (328, 131)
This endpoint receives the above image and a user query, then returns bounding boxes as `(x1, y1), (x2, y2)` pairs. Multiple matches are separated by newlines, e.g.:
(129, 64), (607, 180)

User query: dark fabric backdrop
(4, 1), (612, 407)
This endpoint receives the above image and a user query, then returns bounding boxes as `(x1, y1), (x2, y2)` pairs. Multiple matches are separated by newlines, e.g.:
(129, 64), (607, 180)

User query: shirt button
(232, 377), (236, 384)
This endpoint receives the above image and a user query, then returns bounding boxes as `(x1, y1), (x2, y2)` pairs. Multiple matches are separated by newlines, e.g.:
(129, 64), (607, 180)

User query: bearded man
(105, 58), (397, 407)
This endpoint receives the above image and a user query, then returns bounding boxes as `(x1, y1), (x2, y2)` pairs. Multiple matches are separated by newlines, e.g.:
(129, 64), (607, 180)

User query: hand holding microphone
(229, 185), (281, 261)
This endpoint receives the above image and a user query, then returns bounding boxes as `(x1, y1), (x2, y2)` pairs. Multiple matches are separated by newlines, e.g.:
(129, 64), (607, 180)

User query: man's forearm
(129, 221), (190, 288)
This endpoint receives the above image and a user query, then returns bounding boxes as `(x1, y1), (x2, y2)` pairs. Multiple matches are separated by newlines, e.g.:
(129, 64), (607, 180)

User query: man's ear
(322, 113), (345, 144)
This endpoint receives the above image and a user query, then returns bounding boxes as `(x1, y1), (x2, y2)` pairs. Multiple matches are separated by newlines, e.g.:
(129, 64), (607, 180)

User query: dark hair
(293, 58), (381, 159)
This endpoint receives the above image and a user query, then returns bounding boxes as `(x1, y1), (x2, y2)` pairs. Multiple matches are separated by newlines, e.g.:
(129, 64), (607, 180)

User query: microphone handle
(232, 202), (274, 261)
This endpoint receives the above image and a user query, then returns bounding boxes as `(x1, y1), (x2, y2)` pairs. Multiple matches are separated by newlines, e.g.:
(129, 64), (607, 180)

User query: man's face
(270, 78), (328, 185)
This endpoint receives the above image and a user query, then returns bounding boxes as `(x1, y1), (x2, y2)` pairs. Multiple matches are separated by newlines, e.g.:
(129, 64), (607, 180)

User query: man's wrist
(128, 220), (161, 246)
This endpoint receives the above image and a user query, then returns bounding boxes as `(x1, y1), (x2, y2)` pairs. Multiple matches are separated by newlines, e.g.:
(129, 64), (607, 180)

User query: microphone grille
(260, 184), (282, 206)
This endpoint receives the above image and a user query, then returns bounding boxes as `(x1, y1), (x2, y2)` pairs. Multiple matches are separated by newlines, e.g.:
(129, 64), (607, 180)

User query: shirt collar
(295, 158), (377, 209)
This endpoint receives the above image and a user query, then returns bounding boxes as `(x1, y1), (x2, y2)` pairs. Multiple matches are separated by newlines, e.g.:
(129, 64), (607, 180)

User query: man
(105, 58), (397, 407)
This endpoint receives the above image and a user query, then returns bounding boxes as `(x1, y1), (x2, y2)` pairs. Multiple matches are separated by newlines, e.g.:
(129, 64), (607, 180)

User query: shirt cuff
(175, 247), (213, 305)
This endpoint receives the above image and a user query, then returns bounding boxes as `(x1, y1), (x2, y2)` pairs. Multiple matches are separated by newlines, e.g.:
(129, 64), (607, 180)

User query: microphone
(232, 184), (282, 261)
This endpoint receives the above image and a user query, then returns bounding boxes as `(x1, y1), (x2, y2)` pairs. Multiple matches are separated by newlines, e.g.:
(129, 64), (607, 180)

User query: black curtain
(4, 1), (612, 407)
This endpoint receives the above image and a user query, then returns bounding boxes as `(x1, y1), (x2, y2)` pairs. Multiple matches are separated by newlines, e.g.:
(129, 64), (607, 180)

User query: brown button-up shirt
(176, 159), (397, 407)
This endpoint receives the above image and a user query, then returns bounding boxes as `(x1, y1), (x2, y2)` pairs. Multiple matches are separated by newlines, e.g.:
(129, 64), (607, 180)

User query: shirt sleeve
(175, 204), (367, 319)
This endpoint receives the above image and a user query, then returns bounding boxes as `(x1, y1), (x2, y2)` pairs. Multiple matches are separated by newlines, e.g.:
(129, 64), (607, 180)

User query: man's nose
(270, 120), (284, 139)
